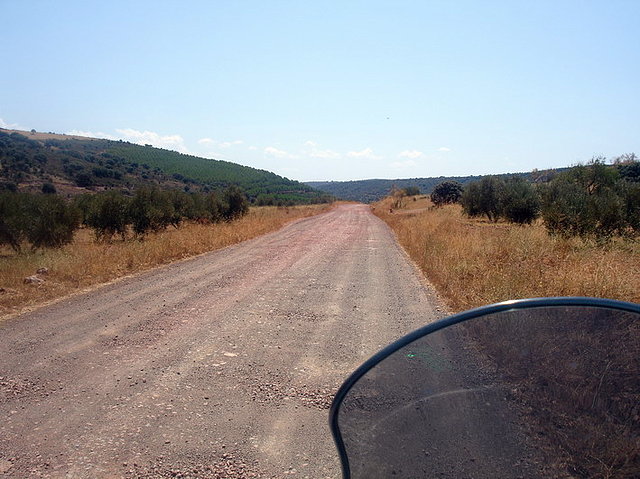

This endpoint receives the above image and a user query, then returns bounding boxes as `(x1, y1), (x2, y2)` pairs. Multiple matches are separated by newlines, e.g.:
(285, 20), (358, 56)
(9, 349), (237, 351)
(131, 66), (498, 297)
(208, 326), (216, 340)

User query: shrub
(205, 192), (224, 222)
(86, 191), (131, 241)
(540, 160), (635, 239)
(462, 176), (504, 221)
(24, 194), (81, 249)
(499, 177), (540, 224)
(403, 186), (421, 196)
(430, 181), (463, 207)
(41, 182), (57, 194)
(75, 173), (94, 187)
(129, 187), (175, 236)
(540, 179), (591, 237)
(0, 192), (28, 251)
(222, 185), (249, 220)
(620, 180), (640, 233)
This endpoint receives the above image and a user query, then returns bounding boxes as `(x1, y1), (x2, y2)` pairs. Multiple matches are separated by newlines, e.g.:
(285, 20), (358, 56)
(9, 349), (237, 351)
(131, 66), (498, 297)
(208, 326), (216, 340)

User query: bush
(540, 160), (636, 239)
(620, 181), (640, 233)
(222, 185), (249, 221)
(403, 186), (421, 196)
(205, 192), (224, 222)
(0, 192), (80, 250)
(167, 190), (194, 226)
(462, 176), (504, 221)
(430, 181), (463, 207)
(540, 179), (591, 237)
(86, 191), (131, 241)
(0, 192), (28, 251)
(75, 173), (94, 187)
(499, 177), (540, 224)
(24, 194), (81, 249)
(129, 187), (175, 236)
(41, 182), (57, 194)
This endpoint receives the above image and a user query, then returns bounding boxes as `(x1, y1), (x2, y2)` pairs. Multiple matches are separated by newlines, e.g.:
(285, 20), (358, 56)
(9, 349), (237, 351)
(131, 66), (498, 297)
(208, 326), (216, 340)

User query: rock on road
(0, 204), (443, 478)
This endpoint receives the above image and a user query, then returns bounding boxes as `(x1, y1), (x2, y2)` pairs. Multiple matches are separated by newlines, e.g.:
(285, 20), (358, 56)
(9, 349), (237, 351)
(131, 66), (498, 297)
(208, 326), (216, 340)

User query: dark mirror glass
(333, 304), (640, 478)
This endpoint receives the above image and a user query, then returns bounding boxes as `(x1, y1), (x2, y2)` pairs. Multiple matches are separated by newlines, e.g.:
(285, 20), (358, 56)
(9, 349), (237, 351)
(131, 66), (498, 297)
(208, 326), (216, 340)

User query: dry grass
(0, 204), (333, 318)
(375, 196), (640, 477)
(373, 196), (640, 312)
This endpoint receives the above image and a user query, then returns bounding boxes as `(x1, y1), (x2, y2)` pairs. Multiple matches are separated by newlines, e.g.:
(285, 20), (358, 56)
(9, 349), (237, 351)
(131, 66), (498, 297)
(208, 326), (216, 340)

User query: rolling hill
(0, 129), (331, 204)
(307, 170), (562, 203)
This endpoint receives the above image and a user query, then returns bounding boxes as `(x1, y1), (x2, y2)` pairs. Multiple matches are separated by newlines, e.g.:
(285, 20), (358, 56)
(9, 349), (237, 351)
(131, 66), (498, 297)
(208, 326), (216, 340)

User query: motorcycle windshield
(330, 300), (640, 479)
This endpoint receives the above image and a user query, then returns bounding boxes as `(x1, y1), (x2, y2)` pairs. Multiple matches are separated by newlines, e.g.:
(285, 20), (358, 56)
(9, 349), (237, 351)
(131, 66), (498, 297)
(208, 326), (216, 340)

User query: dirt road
(0, 204), (444, 478)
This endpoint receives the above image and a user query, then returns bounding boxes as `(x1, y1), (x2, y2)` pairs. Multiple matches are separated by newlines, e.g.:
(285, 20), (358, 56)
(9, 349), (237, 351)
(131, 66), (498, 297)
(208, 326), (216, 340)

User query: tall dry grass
(377, 196), (640, 477)
(0, 204), (332, 318)
(374, 196), (640, 311)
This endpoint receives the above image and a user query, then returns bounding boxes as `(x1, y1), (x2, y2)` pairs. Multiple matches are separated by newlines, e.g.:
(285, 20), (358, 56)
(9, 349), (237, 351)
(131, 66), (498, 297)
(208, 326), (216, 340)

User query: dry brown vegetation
(374, 195), (640, 311)
(0, 204), (332, 318)
(376, 195), (639, 477)
(463, 309), (639, 478)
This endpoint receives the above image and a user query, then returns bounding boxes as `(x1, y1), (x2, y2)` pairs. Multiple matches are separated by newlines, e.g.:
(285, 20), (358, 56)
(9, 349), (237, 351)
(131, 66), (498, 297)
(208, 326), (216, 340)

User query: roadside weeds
(0, 204), (333, 319)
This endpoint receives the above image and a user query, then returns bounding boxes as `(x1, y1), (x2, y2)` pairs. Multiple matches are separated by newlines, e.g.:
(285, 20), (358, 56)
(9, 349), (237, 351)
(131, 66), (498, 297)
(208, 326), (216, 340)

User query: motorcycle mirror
(329, 297), (640, 479)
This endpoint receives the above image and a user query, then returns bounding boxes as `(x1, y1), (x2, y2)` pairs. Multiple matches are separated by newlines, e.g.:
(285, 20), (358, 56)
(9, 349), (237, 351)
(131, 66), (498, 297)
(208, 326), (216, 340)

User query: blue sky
(2, 1), (638, 181)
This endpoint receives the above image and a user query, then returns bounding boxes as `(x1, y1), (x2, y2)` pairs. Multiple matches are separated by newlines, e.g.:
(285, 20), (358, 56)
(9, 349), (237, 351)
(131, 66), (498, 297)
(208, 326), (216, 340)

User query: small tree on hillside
(430, 181), (463, 207)
(403, 186), (420, 196)
(390, 185), (406, 209)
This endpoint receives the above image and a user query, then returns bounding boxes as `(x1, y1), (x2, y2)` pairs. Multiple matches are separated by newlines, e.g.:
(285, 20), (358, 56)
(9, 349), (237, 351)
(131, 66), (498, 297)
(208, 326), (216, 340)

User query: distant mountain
(0, 129), (331, 204)
(307, 170), (563, 203)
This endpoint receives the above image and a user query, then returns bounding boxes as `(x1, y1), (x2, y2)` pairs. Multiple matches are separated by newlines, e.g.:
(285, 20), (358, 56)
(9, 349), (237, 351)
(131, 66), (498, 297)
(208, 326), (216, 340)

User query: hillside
(0, 129), (331, 204)
(307, 170), (561, 203)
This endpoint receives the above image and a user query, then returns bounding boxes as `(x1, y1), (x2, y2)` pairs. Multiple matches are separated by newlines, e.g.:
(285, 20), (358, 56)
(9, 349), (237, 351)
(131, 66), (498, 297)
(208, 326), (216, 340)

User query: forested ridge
(0, 129), (331, 205)
(307, 169), (564, 203)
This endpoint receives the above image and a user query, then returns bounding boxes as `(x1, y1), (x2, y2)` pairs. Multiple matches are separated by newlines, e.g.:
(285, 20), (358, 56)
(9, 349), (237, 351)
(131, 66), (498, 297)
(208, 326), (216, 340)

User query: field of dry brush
(374, 196), (639, 311)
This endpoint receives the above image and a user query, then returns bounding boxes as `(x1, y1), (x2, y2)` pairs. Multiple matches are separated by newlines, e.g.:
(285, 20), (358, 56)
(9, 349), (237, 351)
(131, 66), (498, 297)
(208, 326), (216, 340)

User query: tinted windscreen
(333, 305), (640, 478)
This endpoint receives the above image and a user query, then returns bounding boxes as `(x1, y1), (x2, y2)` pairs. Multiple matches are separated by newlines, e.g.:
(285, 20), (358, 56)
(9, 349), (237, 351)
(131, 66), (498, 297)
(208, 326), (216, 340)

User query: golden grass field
(0, 204), (332, 319)
(376, 196), (640, 478)
(374, 195), (640, 312)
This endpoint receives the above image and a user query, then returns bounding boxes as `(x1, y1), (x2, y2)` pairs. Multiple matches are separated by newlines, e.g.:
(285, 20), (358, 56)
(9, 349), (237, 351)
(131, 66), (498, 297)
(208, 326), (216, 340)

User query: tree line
(429, 156), (640, 240)
(0, 186), (249, 252)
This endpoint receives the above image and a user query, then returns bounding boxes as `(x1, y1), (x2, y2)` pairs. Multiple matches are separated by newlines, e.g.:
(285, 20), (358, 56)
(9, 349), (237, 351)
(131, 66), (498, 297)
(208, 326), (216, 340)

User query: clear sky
(2, 0), (638, 181)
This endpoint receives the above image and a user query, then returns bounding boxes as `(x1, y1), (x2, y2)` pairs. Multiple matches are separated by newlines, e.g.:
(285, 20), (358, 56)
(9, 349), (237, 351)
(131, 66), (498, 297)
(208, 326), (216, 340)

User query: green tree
(403, 186), (421, 196)
(620, 181), (640, 233)
(462, 176), (504, 221)
(24, 194), (80, 249)
(205, 192), (223, 222)
(430, 181), (463, 207)
(222, 185), (249, 221)
(540, 160), (629, 239)
(499, 177), (540, 224)
(0, 192), (27, 252)
(129, 187), (175, 236)
(86, 191), (131, 241)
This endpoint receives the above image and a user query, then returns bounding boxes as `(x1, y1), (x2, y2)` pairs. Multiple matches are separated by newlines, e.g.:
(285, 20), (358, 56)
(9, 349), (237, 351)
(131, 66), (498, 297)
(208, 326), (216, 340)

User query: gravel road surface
(0, 204), (445, 478)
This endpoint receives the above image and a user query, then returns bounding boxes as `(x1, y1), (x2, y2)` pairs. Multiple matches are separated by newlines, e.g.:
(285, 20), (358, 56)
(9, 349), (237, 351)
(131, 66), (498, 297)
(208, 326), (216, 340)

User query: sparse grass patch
(0, 204), (332, 318)
(373, 196), (639, 311)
